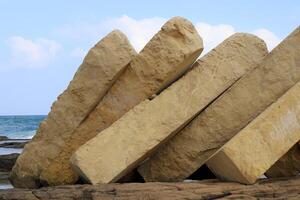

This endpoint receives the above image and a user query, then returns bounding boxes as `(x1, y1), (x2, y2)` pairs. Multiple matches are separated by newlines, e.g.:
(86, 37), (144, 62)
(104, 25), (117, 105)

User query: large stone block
(38, 16), (203, 186)
(266, 142), (300, 177)
(10, 30), (137, 188)
(138, 27), (300, 182)
(71, 33), (267, 184)
(206, 81), (300, 184)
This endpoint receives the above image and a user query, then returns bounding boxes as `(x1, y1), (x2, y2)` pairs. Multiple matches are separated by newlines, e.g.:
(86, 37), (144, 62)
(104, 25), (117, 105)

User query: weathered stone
(39, 16), (203, 186)
(10, 30), (137, 189)
(266, 142), (300, 177)
(71, 33), (267, 184)
(138, 27), (300, 182)
(206, 81), (300, 184)
(1, 177), (300, 200)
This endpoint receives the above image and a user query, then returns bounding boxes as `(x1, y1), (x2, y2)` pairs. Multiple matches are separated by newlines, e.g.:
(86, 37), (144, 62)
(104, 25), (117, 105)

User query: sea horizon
(0, 115), (46, 140)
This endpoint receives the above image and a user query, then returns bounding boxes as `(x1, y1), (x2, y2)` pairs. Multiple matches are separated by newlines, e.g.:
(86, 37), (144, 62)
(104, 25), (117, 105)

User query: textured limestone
(206, 81), (300, 184)
(138, 26), (300, 182)
(71, 33), (267, 184)
(266, 142), (300, 177)
(38, 17), (203, 186)
(10, 30), (137, 189)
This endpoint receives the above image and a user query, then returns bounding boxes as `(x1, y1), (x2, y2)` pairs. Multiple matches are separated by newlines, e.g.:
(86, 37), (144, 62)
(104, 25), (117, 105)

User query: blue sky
(0, 0), (299, 115)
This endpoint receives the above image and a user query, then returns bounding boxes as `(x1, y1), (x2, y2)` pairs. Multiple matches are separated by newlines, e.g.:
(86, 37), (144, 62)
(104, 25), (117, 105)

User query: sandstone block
(138, 27), (300, 182)
(10, 30), (137, 188)
(206, 81), (300, 184)
(71, 33), (267, 184)
(38, 16), (203, 186)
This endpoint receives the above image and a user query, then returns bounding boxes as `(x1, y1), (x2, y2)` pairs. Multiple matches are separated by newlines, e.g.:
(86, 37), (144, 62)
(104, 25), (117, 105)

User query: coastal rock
(206, 81), (300, 184)
(0, 136), (9, 141)
(266, 142), (300, 177)
(10, 30), (137, 189)
(0, 153), (19, 172)
(138, 27), (300, 182)
(0, 140), (28, 148)
(1, 177), (300, 199)
(39, 16), (203, 186)
(0, 171), (12, 189)
(71, 33), (267, 184)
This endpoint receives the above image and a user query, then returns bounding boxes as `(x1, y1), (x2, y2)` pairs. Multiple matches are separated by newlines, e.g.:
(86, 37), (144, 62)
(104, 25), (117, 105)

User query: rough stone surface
(138, 26), (300, 182)
(1, 177), (300, 199)
(266, 142), (300, 177)
(71, 33), (267, 184)
(10, 30), (137, 189)
(206, 81), (300, 184)
(39, 16), (203, 186)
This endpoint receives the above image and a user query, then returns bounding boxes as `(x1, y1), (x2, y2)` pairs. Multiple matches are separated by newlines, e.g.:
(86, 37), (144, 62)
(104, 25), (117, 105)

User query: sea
(0, 115), (46, 140)
(0, 115), (46, 155)
(0, 115), (46, 189)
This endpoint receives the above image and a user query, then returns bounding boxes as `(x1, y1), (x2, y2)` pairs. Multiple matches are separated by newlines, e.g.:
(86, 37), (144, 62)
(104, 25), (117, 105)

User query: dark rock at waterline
(0, 153), (19, 172)
(0, 141), (28, 148)
(0, 136), (9, 141)
(0, 171), (11, 185)
(0, 177), (300, 199)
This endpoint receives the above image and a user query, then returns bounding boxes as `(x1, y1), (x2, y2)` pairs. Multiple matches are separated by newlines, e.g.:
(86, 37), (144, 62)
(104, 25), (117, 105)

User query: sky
(0, 1), (299, 115)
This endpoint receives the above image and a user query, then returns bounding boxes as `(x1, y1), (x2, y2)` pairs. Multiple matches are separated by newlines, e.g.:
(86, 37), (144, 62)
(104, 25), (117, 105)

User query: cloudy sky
(0, 0), (299, 115)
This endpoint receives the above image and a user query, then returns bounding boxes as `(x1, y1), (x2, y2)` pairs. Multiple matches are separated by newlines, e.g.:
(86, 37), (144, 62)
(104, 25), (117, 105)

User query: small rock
(0, 136), (9, 141)
(0, 141), (28, 148)
(0, 153), (19, 172)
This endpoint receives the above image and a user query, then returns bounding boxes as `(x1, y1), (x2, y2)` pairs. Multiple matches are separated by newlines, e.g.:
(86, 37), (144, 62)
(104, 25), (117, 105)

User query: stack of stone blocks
(9, 17), (300, 188)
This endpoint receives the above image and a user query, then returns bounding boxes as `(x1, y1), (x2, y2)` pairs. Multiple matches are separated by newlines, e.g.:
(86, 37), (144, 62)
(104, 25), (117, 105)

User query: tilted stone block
(206, 81), (300, 184)
(38, 16), (203, 186)
(138, 27), (300, 182)
(10, 30), (137, 188)
(71, 33), (267, 184)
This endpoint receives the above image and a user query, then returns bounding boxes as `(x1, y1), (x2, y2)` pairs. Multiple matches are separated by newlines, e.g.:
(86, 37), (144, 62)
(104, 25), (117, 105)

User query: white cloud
(195, 23), (236, 54)
(252, 29), (281, 50)
(55, 15), (166, 52)
(195, 23), (281, 54)
(55, 16), (282, 58)
(7, 36), (61, 68)
(104, 15), (166, 51)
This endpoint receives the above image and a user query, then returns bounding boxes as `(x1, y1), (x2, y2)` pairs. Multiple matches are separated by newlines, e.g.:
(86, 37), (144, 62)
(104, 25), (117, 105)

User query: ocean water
(0, 115), (46, 139)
